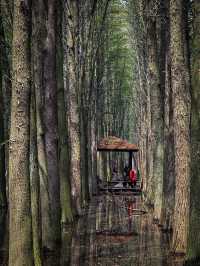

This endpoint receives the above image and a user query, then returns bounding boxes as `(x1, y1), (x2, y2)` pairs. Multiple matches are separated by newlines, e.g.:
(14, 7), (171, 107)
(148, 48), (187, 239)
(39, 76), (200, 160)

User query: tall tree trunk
(170, 0), (191, 254)
(137, 55), (148, 194)
(160, 0), (175, 231)
(0, 74), (6, 208)
(80, 112), (90, 204)
(30, 83), (42, 266)
(43, 0), (61, 247)
(188, 0), (200, 259)
(57, 0), (73, 224)
(91, 113), (98, 195)
(31, 0), (53, 250)
(1, 0), (12, 141)
(64, 0), (82, 216)
(151, 15), (164, 223)
(0, 14), (6, 208)
(30, 1), (45, 264)
(145, 1), (164, 219)
(9, 0), (33, 265)
(141, 3), (154, 202)
(0, 85), (6, 208)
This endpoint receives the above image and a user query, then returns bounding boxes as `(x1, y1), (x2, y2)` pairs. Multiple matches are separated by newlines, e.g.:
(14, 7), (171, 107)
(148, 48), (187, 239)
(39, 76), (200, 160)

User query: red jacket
(129, 169), (136, 183)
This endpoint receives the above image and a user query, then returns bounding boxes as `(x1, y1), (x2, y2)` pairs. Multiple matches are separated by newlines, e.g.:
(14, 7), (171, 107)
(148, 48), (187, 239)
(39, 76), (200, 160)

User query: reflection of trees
(0, 209), (7, 264)
(60, 225), (72, 266)
(70, 220), (81, 266)
(0, 209), (6, 247)
(69, 197), (98, 266)
(137, 214), (162, 266)
(95, 195), (142, 265)
(61, 194), (184, 266)
(86, 197), (97, 266)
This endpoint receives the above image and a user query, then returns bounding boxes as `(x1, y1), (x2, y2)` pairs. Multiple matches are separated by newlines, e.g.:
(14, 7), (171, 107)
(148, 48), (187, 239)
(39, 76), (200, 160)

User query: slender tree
(30, 0), (54, 250)
(0, 83), (6, 208)
(9, 0), (33, 265)
(64, 0), (82, 216)
(43, 0), (61, 247)
(0, 13), (6, 208)
(30, 2), (43, 261)
(58, 0), (73, 223)
(30, 82), (42, 266)
(188, 0), (200, 259)
(170, 0), (191, 254)
(161, 0), (175, 232)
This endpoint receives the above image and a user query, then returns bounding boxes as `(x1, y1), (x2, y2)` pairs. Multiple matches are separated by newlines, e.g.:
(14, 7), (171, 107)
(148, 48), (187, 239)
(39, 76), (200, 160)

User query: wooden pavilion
(97, 136), (141, 193)
(97, 136), (139, 169)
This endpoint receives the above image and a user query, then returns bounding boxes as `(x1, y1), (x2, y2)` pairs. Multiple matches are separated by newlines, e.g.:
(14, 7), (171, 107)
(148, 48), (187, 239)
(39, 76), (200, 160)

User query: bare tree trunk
(137, 55), (148, 194)
(170, 0), (191, 254)
(30, 83), (42, 266)
(91, 113), (98, 195)
(64, 0), (82, 216)
(31, 0), (53, 250)
(80, 113), (90, 204)
(0, 73), (6, 208)
(160, 0), (175, 231)
(145, 1), (164, 219)
(30, 1), (45, 263)
(188, 0), (200, 259)
(43, 0), (61, 247)
(57, 0), (73, 224)
(0, 15), (6, 208)
(1, 0), (12, 140)
(9, 0), (33, 265)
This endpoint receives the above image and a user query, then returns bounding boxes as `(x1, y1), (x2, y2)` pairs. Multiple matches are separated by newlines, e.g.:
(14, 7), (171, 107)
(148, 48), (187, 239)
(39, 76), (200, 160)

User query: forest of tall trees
(0, 0), (200, 265)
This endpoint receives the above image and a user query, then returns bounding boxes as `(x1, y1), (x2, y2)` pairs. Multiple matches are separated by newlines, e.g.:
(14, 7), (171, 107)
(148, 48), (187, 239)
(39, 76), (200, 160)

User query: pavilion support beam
(129, 151), (133, 169)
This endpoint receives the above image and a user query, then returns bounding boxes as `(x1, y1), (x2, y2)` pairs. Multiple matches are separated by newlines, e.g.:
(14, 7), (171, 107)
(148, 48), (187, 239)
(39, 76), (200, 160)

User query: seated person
(123, 165), (129, 187)
(129, 168), (137, 187)
(112, 166), (119, 181)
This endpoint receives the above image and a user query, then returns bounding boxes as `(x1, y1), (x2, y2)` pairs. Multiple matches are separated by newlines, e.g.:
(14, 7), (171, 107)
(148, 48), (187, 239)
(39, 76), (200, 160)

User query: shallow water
(45, 194), (186, 266)
(0, 194), (188, 266)
(0, 209), (7, 266)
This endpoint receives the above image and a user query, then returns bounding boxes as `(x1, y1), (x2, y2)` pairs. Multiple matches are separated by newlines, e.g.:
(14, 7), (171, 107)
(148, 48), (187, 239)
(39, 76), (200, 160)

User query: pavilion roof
(97, 136), (139, 152)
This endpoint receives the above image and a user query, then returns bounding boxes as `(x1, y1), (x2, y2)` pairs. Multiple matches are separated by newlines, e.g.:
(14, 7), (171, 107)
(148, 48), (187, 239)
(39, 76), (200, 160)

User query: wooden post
(133, 153), (137, 169)
(129, 151), (133, 169)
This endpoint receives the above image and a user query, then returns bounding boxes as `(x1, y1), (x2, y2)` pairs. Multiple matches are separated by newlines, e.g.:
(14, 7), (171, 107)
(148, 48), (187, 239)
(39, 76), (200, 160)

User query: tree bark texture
(150, 11), (164, 223)
(43, 0), (61, 246)
(188, 0), (200, 259)
(30, 1), (46, 263)
(58, 0), (73, 223)
(0, 77), (6, 208)
(170, 0), (191, 254)
(160, 0), (175, 231)
(9, 0), (33, 265)
(64, 0), (82, 215)
(31, 0), (53, 249)
(0, 14), (7, 208)
(30, 83), (42, 266)
(145, 0), (164, 220)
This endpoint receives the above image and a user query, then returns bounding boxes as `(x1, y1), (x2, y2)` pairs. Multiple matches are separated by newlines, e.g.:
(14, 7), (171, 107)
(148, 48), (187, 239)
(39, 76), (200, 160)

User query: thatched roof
(97, 136), (139, 152)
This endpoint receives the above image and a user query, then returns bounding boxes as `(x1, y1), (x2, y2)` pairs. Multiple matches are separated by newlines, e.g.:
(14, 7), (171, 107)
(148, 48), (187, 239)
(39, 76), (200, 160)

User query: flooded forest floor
(50, 193), (185, 266)
(0, 194), (187, 265)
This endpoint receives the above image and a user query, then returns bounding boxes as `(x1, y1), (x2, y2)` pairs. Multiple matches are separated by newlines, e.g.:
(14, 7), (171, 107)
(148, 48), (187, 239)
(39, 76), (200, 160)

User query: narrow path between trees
(44, 194), (185, 266)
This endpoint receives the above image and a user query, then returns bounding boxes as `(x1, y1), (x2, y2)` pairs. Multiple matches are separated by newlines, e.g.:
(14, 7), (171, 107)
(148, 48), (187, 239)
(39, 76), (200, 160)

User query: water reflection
(60, 225), (72, 266)
(59, 194), (185, 266)
(0, 209), (7, 266)
(1, 195), (187, 266)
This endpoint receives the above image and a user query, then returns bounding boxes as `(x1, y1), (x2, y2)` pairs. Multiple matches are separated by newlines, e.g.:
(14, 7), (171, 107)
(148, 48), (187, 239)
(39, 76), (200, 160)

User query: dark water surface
(0, 209), (7, 266)
(0, 194), (189, 265)
(45, 194), (185, 266)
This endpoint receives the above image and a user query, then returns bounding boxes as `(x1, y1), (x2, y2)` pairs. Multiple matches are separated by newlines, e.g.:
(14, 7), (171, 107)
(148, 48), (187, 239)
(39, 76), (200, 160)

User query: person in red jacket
(129, 168), (137, 187)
